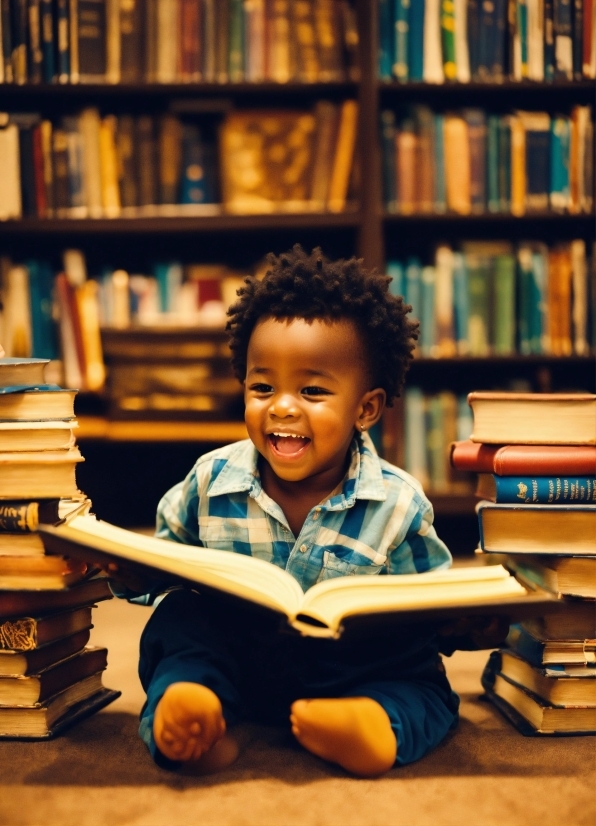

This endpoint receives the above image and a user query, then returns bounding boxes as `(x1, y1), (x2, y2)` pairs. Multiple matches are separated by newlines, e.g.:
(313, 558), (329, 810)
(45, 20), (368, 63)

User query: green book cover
(466, 253), (491, 356)
(440, 0), (457, 79)
(492, 253), (516, 354)
(487, 115), (500, 213)
(228, 0), (244, 82)
(498, 116), (511, 213)
(516, 245), (533, 355)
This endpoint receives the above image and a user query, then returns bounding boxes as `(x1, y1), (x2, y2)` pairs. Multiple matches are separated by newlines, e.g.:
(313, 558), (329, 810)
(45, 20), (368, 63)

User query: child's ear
(356, 388), (386, 433)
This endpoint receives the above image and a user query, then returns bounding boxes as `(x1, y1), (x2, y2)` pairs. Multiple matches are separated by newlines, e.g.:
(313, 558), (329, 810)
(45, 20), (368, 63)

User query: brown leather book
(444, 114), (471, 215)
(119, 0), (144, 82)
(547, 246), (573, 356)
(0, 577), (111, 619)
(395, 121), (417, 215)
(450, 440), (596, 475)
(0, 647), (108, 705)
(178, 0), (202, 81)
(0, 605), (93, 651)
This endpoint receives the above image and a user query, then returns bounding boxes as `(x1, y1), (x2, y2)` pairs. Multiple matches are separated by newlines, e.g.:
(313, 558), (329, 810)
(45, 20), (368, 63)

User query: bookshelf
(1, 0), (594, 544)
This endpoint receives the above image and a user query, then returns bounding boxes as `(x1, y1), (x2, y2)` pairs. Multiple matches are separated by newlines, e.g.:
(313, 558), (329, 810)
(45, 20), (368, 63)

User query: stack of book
(0, 0), (358, 86)
(378, 0), (595, 82)
(387, 239), (593, 358)
(381, 104), (594, 216)
(0, 100), (358, 221)
(0, 357), (118, 738)
(451, 391), (596, 735)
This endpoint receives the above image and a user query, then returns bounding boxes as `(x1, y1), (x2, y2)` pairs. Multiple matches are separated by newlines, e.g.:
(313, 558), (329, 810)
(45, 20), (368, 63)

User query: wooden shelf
(0, 211), (361, 235)
(378, 79), (596, 93)
(76, 417), (247, 443)
(410, 354), (595, 366)
(0, 81), (358, 99)
(383, 211), (595, 223)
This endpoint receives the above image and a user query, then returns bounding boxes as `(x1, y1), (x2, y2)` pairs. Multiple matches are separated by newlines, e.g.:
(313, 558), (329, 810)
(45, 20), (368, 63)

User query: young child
(113, 246), (461, 777)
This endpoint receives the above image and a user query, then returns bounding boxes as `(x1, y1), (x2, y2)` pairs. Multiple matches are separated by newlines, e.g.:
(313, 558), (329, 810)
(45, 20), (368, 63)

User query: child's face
(244, 317), (384, 486)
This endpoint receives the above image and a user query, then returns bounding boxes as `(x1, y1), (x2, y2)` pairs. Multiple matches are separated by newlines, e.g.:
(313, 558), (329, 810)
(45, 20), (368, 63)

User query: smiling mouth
(267, 433), (311, 457)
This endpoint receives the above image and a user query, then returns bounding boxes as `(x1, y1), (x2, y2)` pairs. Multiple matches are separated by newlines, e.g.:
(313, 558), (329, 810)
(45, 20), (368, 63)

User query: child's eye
(249, 383), (273, 394)
(301, 386), (330, 397)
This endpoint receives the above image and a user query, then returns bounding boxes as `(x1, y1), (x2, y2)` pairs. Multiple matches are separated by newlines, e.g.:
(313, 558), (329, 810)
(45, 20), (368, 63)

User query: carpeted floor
(0, 596), (594, 826)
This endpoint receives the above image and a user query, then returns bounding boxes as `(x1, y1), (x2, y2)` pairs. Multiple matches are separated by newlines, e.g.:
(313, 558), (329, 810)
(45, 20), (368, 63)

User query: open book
(38, 516), (558, 640)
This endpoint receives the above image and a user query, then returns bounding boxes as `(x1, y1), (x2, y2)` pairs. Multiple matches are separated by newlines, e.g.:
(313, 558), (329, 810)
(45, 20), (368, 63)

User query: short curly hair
(226, 245), (419, 406)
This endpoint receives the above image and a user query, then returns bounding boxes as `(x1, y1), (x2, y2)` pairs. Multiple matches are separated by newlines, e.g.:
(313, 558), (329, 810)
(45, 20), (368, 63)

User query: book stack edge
(0, 357), (119, 739)
(451, 391), (596, 735)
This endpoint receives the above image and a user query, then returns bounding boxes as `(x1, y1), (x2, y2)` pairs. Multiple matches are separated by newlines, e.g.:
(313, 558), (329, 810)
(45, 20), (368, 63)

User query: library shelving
(0, 0), (594, 547)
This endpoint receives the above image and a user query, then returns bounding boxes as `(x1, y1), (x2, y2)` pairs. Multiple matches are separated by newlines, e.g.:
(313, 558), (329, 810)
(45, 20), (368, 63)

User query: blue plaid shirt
(148, 433), (451, 598)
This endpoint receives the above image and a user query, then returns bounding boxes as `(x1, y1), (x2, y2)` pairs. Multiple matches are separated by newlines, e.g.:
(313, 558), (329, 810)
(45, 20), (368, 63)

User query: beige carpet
(0, 597), (594, 826)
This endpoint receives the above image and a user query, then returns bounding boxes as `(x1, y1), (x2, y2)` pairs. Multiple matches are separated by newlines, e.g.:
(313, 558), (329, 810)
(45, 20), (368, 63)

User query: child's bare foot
(290, 697), (397, 777)
(153, 682), (239, 773)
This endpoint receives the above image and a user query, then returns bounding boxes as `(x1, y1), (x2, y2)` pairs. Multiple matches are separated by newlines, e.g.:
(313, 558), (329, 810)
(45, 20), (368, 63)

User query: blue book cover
(380, 110), (397, 208)
(404, 387), (428, 486)
(550, 116), (570, 211)
(378, 0), (394, 79)
(405, 257), (422, 320)
(433, 114), (446, 213)
(386, 260), (405, 297)
(478, 0), (497, 78)
(553, 0), (573, 79)
(40, 0), (55, 82)
(26, 260), (59, 360)
(154, 263), (180, 313)
(393, 0), (409, 80)
(492, 0), (508, 79)
(524, 115), (550, 212)
(408, 0), (424, 80)
(467, 0), (480, 79)
(452, 252), (469, 353)
(420, 265), (436, 356)
(487, 116), (500, 212)
(180, 125), (208, 205)
(491, 475), (596, 504)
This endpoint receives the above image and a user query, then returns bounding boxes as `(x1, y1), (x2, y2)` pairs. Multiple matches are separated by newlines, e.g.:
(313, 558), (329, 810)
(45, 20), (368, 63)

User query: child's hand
(437, 615), (511, 651)
(102, 562), (161, 595)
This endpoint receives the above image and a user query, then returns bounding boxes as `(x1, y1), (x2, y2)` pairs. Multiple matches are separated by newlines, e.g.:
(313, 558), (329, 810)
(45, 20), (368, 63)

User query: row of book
(403, 388), (473, 493)
(0, 357), (118, 738)
(0, 0), (358, 86)
(0, 100), (359, 220)
(387, 240), (593, 359)
(381, 105), (594, 216)
(452, 392), (595, 735)
(378, 0), (596, 83)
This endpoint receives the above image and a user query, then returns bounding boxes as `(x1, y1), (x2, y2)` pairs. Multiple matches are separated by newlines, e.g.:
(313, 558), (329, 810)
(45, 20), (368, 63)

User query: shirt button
(299, 544), (307, 553)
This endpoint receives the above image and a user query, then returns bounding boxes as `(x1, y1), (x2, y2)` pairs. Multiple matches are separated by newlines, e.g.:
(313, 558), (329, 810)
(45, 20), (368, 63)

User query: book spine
(440, 0), (456, 79)
(454, 0), (471, 81)
(434, 245), (456, 356)
(119, 0), (143, 82)
(420, 265), (436, 356)
(104, 0), (119, 82)
(492, 252), (516, 354)
(550, 116), (570, 211)
(69, 0), (79, 81)
(572, 0), (582, 78)
(40, 118), (53, 215)
(553, 0), (573, 78)
(11, 0), (28, 82)
(55, 0), (69, 81)
(18, 123), (37, 216)
(525, 121), (550, 212)
(405, 256), (422, 320)
(423, 0), (444, 81)
(228, 0), (244, 81)
(31, 122), (47, 216)
(433, 114), (446, 212)
(517, 0), (528, 77)
(510, 114), (525, 216)
(466, 253), (490, 355)
(530, 248), (547, 353)
(487, 115), (500, 212)
(202, 0), (216, 82)
(493, 475), (596, 503)
(1, 0), (13, 81)
(179, 124), (207, 205)
(415, 105), (435, 212)
(478, 0), (497, 79)
(27, 0), (43, 82)
(465, 108), (486, 213)
(452, 252), (469, 354)
(467, 0), (480, 79)
(380, 109), (397, 209)
(386, 260), (405, 297)
(571, 238), (588, 355)
(135, 115), (157, 207)
(26, 259), (59, 359)
(404, 387), (429, 488)
(40, 0), (54, 81)
(408, 0), (424, 80)
(392, 0), (408, 80)
(98, 114), (120, 216)
(517, 245), (532, 354)
(497, 116), (511, 212)
(327, 99), (358, 213)
(0, 501), (41, 531)
(544, 0), (555, 79)
(492, 0), (507, 79)
(583, 0), (595, 77)
(526, 0), (544, 80)
(506, 624), (545, 667)
(444, 115), (471, 214)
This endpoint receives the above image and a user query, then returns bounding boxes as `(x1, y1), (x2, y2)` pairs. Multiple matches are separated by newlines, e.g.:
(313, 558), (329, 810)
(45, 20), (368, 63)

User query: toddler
(113, 246), (461, 776)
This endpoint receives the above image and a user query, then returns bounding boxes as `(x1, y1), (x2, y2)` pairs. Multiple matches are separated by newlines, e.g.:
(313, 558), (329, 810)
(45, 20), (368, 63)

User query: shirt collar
(206, 432), (387, 504)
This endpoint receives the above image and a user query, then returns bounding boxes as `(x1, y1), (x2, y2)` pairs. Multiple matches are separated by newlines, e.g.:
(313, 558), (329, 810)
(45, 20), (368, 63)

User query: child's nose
(269, 392), (299, 418)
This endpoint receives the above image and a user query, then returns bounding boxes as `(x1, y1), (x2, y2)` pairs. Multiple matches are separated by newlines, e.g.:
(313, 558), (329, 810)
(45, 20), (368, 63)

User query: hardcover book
(37, 515), (557, 641)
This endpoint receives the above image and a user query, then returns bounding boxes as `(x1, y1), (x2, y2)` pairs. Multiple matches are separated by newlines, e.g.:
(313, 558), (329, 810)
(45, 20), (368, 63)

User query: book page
(42, 516), (304, 617)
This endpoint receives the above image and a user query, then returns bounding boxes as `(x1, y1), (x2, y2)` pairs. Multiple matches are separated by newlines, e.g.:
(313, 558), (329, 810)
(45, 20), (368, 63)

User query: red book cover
(450, 440), (596, 476)
(178, 0), (202, 80)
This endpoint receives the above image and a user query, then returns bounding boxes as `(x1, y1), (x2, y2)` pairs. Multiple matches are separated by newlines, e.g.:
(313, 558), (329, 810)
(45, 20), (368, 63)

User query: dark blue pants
(138, 588), (460, 769)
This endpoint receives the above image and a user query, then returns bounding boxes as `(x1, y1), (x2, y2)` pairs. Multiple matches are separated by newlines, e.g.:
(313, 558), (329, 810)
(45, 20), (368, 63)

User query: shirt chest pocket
(317, 550), (384, 582)
(200, 519), (272, 554)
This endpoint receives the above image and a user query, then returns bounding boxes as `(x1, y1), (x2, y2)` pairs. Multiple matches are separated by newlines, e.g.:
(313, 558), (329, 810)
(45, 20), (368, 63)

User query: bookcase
(0, 0), (594, 547)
